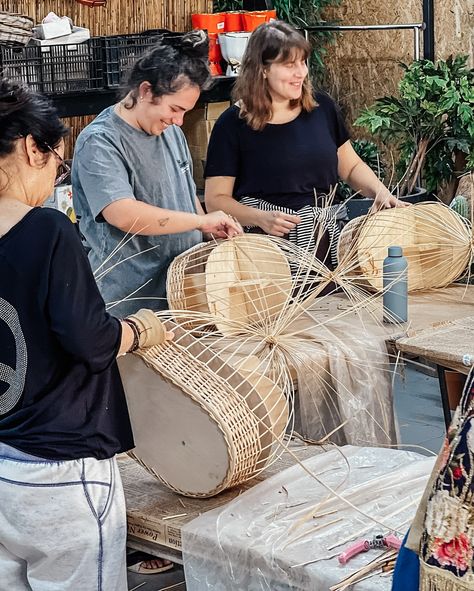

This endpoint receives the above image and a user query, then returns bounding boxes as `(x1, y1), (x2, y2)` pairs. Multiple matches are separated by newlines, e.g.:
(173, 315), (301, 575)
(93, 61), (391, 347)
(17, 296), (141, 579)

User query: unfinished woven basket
(337, 202), (473, 292)
(167, 235), (293, 333)
(118, 321), (289, 497)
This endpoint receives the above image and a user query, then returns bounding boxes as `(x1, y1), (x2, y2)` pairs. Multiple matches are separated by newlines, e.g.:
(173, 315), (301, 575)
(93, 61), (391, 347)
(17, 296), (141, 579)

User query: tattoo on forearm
(158, 217), (169, 227)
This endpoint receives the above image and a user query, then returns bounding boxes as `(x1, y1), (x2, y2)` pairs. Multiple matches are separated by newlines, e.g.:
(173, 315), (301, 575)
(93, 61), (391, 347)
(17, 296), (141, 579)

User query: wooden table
(308, 284), (474, 345)
(122, 285), (474, 561)
(120, 442), (318, 563)
(396, 313), (474, 428)
(311, 284), (474, 430)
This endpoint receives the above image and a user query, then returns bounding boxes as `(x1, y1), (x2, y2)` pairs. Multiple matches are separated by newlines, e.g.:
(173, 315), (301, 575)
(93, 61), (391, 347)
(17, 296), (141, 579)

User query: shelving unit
(49, 76), (235, 117)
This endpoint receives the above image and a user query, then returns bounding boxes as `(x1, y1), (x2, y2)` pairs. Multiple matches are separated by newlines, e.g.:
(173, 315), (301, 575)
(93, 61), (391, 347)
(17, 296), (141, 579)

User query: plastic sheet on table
(182, 445), (435, 591)
(290, 324), (397, 446)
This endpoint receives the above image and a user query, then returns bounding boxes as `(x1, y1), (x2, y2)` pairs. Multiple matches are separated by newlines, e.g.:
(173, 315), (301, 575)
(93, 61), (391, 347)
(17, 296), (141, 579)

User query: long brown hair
(232, 21), (316, 131)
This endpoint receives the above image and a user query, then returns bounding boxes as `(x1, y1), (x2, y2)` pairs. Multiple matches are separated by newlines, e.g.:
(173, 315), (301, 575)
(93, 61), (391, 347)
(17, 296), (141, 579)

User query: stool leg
(437, 365), (452, 431)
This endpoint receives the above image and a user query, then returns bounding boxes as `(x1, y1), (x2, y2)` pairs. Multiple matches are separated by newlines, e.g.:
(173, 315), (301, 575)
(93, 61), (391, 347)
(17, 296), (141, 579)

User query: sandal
(127, 552), (174, 575)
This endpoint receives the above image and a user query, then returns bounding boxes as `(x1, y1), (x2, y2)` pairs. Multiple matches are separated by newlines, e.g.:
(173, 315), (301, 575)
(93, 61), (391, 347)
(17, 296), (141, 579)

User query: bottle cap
(388, 246), (403, 257)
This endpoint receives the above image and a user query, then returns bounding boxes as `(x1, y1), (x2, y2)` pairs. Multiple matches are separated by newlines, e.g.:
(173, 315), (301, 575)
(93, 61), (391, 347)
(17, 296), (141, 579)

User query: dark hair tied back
(171, 29), (208, 59)
(0, 79), (68, 157)
(121, 29), (212, 107)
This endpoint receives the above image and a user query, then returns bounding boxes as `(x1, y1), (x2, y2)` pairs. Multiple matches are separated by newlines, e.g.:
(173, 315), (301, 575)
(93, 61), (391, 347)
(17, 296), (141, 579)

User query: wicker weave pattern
(166, 242), (210, 314)
(338, 203), (473, 292)
(166, 236), (293, 334)
(131, 340), (265, 497)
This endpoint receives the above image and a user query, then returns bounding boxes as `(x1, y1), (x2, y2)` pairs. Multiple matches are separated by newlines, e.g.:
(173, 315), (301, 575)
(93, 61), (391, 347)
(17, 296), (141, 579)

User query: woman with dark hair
(72, 30), (242, 317)
(0, 79), (172, 589)
(205, 21), (404, 267)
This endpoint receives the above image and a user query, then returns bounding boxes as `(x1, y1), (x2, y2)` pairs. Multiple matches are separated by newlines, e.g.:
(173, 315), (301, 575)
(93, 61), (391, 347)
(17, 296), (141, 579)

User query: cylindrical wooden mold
(167, 235), (293, 333)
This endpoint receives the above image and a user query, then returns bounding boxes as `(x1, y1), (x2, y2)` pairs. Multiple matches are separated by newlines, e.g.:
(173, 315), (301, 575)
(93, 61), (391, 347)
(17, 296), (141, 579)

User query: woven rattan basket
(337, 202), (473, 292)
(118, 322), (289, 497)
(167, 235), (293, 332)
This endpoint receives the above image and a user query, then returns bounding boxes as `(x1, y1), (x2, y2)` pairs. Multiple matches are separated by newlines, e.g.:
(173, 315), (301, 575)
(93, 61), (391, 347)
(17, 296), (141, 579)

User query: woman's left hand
(370, 188), (409, 213)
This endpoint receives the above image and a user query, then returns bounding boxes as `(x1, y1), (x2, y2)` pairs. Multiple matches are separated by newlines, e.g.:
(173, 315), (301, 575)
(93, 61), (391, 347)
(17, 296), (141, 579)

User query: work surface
(121, 445), (434, 590)
(120, 442), (318, 559)
(308, 284), (474, 368)
(308, 283), (474, 339)
(121, 285), (472, 579)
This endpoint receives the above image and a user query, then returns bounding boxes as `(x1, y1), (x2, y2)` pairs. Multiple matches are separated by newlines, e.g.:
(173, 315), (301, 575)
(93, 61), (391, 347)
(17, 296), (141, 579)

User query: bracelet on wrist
(122, 318), (140, 353)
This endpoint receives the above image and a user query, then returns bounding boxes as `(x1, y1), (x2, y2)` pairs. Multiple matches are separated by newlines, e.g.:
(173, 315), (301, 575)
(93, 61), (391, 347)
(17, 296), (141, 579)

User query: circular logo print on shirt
(0, 297), (27, 415)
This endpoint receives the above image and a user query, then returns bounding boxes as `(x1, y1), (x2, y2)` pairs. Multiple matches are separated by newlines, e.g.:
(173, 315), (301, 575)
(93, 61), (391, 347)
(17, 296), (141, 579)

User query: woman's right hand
(197, 210), (243, 238)
(258, 210), (301, 237)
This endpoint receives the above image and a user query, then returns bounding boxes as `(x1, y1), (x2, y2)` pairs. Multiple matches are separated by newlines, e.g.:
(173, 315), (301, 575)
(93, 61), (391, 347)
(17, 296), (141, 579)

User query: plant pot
(224, 11), (244, 32)
(344, 187), (430, 220)
(191, 13), (225, 34)
(219, 32), (251, 76)
(242, 11), (268, 31)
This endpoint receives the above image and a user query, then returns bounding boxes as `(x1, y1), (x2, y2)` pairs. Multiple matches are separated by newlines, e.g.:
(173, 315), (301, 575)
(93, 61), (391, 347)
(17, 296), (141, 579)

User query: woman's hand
(370, 188), (409, 213)
(119, 310), (173, 355)
(197, 210), (243, 238)
(127, 309), (174, 348)
(258, 210), (301, 237)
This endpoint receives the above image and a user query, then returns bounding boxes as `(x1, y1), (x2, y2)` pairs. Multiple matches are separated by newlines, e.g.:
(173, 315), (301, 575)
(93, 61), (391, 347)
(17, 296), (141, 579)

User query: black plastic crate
(0, 38), (104, 94)
(101, 33), (164, 88)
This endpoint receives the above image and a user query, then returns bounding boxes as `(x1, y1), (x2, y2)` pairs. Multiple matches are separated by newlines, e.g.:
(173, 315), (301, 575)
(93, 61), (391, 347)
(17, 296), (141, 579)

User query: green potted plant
(354, 55), (474, 202)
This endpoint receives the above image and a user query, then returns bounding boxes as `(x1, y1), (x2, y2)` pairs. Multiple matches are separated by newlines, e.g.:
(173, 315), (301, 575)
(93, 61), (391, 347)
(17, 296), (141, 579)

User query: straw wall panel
(0, 0), (212, 34)
(321, 0), (472, 134)
(435, 0), (473, 66)
(1, 0), (211, 152)
(321, 0), (422, 133)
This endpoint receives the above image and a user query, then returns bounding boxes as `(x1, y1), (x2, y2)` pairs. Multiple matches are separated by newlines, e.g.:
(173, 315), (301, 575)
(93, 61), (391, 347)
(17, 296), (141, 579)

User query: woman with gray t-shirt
(72, 31), (241, 318)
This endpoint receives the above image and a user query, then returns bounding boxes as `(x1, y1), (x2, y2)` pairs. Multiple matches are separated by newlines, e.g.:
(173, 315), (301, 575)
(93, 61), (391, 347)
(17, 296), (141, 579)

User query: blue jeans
(0, 443), (127, 591)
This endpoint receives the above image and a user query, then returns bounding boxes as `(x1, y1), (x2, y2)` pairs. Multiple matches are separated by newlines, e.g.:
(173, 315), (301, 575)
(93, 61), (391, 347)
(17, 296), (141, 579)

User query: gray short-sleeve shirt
(72, 106), (201, 316)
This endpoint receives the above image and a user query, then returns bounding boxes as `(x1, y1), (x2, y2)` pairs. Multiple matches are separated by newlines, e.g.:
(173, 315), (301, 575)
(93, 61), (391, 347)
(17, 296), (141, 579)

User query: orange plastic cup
(191, 13), (225, 34)
(224, 11), (243, 32)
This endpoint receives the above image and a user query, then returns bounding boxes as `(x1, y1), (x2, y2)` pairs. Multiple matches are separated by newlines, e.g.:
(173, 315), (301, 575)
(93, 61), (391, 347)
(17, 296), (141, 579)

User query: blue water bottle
(383, 246), (408, 323)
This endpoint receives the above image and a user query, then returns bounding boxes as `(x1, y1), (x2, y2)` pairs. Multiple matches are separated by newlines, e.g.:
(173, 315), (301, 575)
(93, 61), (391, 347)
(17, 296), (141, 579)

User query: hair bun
(175, 29), (209, 59)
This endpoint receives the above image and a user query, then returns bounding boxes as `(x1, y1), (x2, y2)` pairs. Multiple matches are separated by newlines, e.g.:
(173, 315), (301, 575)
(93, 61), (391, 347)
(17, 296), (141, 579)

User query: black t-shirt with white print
(0, 207), (134, 460)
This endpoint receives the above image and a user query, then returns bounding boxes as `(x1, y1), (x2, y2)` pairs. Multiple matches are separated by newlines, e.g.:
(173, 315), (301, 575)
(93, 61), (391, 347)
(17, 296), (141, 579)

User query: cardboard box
(181, 101), (230, 190)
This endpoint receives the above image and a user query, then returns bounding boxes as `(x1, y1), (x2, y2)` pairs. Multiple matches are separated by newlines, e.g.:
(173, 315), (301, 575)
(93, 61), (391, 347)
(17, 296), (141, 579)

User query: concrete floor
(127, 364), (446, 590)
(393, 364), (445, 455)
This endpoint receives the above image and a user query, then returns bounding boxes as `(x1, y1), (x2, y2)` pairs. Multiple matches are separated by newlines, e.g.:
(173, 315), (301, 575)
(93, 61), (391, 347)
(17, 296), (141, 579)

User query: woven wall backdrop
(0, 0), (211, 157)
(0, 0), (211, 35)
(321, 0), (473, 133)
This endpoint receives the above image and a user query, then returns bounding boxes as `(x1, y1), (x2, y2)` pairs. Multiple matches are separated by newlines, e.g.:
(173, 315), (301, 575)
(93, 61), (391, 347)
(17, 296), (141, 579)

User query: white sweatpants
(0, 444), (127, 591)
